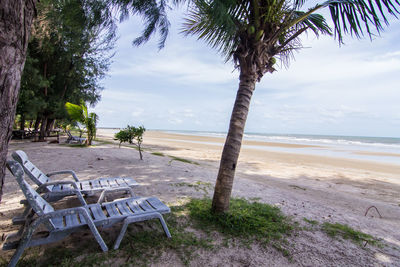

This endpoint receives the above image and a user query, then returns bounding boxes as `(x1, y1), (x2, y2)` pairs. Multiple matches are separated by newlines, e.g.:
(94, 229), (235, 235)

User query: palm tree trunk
(212, 72), (257, 213)
(0, 0), (36, 202)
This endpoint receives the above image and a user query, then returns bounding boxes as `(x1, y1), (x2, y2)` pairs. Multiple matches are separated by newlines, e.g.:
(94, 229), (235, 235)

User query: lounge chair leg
(113, 221), (130, 250)
(8, 219), (41, 267)
(158, 215), (171, 238)
(113, 213), (172, 250)
(87, 223), (108, 252)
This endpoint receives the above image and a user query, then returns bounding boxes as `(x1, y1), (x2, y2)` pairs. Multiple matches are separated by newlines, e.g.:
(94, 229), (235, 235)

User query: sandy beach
(0, 129), (399, 266)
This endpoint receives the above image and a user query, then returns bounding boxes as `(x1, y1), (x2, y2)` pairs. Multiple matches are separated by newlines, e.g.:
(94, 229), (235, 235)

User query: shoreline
(1, 130), (399, 265)
(97, 129), (400, 177)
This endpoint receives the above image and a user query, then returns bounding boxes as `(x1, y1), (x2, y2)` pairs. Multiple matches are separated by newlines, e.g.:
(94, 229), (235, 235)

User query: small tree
(65, 101), (98, 145)
(114, 125), (146, 160)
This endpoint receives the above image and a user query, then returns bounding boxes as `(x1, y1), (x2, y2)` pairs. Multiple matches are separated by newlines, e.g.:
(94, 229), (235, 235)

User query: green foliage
(2, 198), (295, 266)
(114, 125), (146, 160)
(151, 152), (165, 156)
(322, 222), (381, 247)
(113, 0), (171, 49)
(187, 198), (292, 242)
(182, 0), (400, 65)
(17, 0), (115, 133)
(168, 156), (199, 165)
(65, 101), (98, 145)
(303, 218), (319, 226)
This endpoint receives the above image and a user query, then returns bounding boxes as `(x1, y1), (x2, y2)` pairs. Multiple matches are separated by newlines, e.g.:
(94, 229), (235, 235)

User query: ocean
(163, 130), (400, 165)
(99, 128), (400, 165)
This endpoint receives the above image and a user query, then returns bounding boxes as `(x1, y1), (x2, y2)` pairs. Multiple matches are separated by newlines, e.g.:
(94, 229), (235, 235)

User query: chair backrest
(66, 130), (73, 138)
(12, 150), (51, 187)
(6, 160), (55, 216)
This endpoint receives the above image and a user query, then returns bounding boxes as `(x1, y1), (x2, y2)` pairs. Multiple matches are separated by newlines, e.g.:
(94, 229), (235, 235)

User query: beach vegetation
(168, 156), (199, 165)
(3, 198), (294, 266)
(303, 218), (319, 226)
(187, 198), (293, 243)
(114, 125), (146, 160)
(65, 101), (98, 146)
(15, 0), (115, 142)
(0, 0), (118, 200)
(151, 151), (165, 156)
(172, 181), (212, 195)
(322, 222), (381, 247)
(180, 0), (400, 214)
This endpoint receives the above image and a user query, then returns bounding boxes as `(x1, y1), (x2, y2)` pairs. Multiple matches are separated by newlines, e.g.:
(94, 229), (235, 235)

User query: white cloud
(131, 108), (144, 118)
(94, 14), (400, 137)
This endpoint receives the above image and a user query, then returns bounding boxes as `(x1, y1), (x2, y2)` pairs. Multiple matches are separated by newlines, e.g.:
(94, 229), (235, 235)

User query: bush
(114, 125), (145, 160)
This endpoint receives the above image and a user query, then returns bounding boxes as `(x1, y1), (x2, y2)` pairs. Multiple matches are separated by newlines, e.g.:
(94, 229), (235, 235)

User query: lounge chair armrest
(37, 181), (88, 206)
(44, 207), (90, 219)
(41, 207), (108, 251)
(43, 207), (96, 227)
(46, 170), (80, 182)
(97, 187), (136, 204)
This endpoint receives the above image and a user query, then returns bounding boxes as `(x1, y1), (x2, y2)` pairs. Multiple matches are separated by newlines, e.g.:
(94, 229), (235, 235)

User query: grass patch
(303, 218), (319, 226)
(94, 138), (115, 145)
(3, 198), (293, 266)
(322, 222), (381, 247)
(151, 152), (165, 157)
(59, 143), (87, 148)
(118, 204), (214, 266)
(169, 156), (199, 165)
(187, 198), (293, 244)
(171, 181), (213, 195)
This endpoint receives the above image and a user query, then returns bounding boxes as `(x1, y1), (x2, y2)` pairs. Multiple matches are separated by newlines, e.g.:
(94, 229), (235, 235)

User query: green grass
(151, 152), (165, 157)
(322, 222), (381, 247)
(94, 138), (115, 145)
(187, 198), (293, 243)
(303, 218), (319, 226)
(171, 181), (212, 195)
(169, 156), (199, 165)
(59, 143), (87, 148)
(3, 198), (294, 266)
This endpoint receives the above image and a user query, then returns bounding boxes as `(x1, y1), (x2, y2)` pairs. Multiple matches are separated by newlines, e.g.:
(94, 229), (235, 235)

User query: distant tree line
(15, 0), (115, 141)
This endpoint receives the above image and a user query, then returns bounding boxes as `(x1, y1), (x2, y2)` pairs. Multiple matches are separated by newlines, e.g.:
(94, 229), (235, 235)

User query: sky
(93, 8), (400, 138)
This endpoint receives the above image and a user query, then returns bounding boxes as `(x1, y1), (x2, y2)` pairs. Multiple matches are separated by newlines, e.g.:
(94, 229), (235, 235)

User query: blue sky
(93, 9), (400, 137)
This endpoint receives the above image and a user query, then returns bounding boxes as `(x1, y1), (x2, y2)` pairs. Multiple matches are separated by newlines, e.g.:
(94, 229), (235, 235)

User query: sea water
(165, 130), (400, 165)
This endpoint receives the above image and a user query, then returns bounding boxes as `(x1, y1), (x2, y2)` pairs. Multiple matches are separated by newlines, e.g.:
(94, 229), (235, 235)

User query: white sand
(0, 129), (399, 266)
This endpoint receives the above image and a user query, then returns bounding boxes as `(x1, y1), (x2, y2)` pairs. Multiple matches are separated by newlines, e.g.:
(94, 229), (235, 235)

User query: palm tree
(65, 101), (98, 146)
(182, 0), (400, 213)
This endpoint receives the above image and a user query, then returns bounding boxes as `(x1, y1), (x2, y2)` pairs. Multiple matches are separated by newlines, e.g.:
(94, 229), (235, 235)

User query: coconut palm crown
(182, 0), (400, 213)
(184, 0), (399, 80)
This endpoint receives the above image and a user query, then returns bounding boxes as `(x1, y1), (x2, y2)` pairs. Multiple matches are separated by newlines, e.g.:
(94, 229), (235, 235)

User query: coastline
(98, 129), (400, 179)
(1, 129), (399, 265)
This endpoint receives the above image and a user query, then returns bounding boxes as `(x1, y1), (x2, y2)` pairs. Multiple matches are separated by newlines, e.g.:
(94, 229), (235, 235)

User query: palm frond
(65, 102), (84, 122)
(321, 0), (400, 42)
(113, 0), (171, 49)
(182, 0), (240, 60)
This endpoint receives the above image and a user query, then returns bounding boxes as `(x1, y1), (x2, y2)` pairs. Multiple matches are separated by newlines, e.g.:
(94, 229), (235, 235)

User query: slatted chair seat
(4, 161), (171, 267)
(66, 130), (86, 144)
(12, 150), (139, 201)
(49, 197), (169, 230)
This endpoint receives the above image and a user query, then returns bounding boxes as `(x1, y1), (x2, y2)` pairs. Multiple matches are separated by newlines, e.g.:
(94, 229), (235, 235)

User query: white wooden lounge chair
(12, 150), (139, 200)
(11, 150), (139, 224)
(66, 130), (86, 144)
(4, 160), (171, 267)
